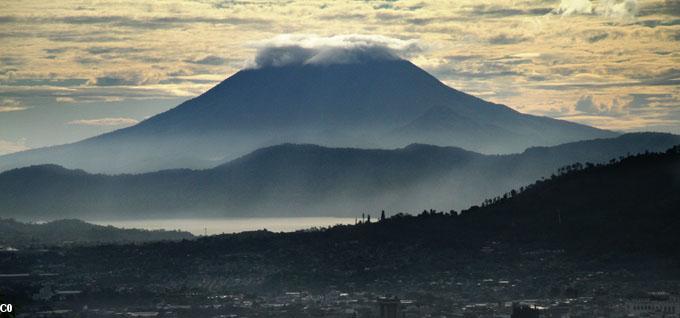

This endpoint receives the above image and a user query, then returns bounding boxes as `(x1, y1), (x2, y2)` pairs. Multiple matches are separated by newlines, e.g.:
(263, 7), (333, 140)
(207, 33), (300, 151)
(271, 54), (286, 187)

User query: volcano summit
(0, 39), (615, 173)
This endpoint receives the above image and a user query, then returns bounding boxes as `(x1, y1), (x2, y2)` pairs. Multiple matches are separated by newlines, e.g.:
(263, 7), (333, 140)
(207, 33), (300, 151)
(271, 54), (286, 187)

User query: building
(626, 292), (680, 317)
(511, 303), (540, 318)
(377, 296), (401, 318)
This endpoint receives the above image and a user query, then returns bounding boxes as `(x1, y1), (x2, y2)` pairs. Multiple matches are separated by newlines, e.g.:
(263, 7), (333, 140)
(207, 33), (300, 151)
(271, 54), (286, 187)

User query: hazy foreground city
(1, 0), (679, 317)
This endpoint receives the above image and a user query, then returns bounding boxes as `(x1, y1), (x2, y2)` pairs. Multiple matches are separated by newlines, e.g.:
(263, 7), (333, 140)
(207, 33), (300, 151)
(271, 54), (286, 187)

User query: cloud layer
(554, 0), (639, 20)
(67, 117), (140, 127)
(0, 0), (678, 149)
(0, 98), (29, 112)
(0, 138), (29, 155)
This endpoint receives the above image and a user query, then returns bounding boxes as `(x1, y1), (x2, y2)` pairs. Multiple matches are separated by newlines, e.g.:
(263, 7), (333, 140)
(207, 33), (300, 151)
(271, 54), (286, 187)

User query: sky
(1, 0), (679, 155)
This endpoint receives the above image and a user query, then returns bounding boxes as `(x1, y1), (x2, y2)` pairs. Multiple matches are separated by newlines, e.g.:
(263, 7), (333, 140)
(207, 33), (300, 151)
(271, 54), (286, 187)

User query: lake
(90, 217), (356, 236)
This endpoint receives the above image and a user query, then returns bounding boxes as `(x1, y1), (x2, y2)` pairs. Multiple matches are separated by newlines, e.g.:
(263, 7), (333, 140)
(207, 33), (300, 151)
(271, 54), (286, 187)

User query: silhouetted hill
(464, 145), (680, 254)
(0, 218), (193, 248)
(0, 133), (677, 220)
(0, 57), (614, 173)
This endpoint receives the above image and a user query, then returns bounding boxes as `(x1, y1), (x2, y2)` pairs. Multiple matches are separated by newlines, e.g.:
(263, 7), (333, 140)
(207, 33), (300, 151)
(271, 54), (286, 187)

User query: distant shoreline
(89, 217), (357, 236)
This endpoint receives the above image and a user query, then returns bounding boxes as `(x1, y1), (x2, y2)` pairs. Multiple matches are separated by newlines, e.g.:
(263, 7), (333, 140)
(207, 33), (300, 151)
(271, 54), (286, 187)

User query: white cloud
(55, 96), (76, 103)
(0, 138), (29, 155)
(574, 94), (626, 116)
(67, 117), (140, 127)
(0, 98), (29, 112)
(247, 34), (423, 68)
(597, 0), (638, 20)
(554, 0), (638, 20)
(555, 0), (594, 16)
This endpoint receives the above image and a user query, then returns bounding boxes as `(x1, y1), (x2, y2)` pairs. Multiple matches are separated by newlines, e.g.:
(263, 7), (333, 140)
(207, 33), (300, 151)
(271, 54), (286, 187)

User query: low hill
(0, 219), (193, 248)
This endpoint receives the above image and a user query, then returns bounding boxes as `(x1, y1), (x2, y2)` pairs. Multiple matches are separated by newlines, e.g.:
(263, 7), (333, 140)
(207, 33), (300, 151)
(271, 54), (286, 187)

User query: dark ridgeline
(0, 56), (614, 174)
(0, 132), (677, 220)
(0, 219), (193, 248)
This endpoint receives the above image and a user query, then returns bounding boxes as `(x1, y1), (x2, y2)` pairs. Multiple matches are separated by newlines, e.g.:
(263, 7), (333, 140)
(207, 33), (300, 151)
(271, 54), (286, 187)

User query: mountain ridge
(1, 132), (676, 220)
(0, 59), (614, 173)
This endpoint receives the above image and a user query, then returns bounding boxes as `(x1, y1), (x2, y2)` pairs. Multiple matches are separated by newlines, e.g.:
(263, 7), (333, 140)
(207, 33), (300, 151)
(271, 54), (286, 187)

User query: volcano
(0, 51), (615, 173)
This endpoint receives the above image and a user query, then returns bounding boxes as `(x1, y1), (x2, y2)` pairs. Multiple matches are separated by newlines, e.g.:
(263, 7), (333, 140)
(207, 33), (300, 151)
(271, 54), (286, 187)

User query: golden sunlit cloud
(0, 0), (679, 141)
(67, 117), (140, 127)
(0, 98), (29, 112)
(0, 138), (30, 155)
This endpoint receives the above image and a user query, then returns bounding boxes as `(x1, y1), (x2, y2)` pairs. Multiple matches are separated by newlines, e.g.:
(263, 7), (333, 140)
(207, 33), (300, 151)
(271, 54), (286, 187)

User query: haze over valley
(1, 132), (678, 220)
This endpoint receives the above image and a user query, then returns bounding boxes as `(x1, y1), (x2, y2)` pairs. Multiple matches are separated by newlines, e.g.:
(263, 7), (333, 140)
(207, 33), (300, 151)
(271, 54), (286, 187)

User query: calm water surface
(91, 217), (356, 236)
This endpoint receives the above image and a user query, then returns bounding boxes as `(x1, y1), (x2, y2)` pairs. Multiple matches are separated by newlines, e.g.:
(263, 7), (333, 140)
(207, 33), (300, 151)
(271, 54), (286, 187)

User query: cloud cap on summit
(247, 34), (422, 68)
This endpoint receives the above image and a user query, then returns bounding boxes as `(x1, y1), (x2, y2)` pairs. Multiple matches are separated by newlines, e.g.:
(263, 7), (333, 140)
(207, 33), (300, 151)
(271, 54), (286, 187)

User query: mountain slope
(466, 144), (680, 254)
(0, 58), (614, 173)
(0, 133), (676, 220)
